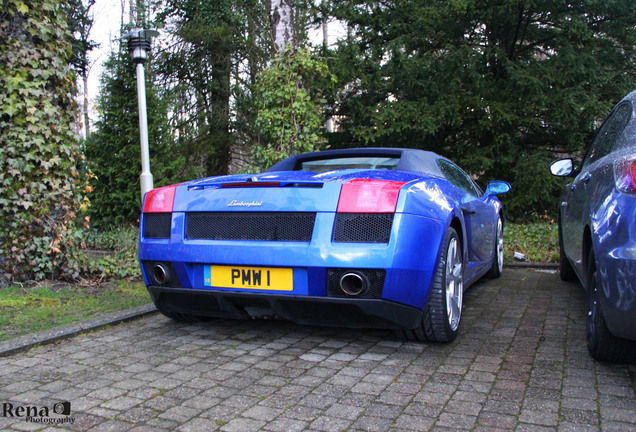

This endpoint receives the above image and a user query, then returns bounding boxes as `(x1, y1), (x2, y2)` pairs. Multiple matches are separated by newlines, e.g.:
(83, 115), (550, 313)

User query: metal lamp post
(122, 28), (159, 202)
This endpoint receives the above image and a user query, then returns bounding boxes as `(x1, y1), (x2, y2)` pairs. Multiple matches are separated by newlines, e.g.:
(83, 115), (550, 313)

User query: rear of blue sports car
(138, 171), (447, 331)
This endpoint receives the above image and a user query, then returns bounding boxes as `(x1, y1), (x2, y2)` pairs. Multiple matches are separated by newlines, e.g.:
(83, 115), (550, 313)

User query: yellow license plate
(204, 265), (293, 291)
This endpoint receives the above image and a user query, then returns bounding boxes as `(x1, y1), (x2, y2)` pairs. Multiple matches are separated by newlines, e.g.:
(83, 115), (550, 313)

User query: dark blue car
(550, 91), (636, 362)
(139, 148), (510, 342)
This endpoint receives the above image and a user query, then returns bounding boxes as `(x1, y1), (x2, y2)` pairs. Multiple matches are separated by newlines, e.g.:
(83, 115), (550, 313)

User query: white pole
(136, 61), (153, 201)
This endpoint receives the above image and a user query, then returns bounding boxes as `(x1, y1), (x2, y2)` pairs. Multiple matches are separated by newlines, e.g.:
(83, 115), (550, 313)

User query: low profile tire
(485, 216), (504, 279)
(558, 221), (577, 282)
(585, 251), (636, 362)
(399, 228), (463, 343)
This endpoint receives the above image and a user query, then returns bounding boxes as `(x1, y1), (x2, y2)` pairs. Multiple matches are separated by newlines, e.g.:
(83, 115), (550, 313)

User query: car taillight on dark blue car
(615, 158), (636, 193)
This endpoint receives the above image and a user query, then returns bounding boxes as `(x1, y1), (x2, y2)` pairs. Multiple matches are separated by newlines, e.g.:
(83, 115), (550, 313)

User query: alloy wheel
(496, 218), (504, 273)
(445, 237), (463, 331)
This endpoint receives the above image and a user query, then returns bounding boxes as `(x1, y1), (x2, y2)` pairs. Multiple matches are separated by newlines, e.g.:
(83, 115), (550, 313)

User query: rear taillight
(615, 158), (636, 193)
(337, 179), (406, 213)
(143, 185), (176, 213)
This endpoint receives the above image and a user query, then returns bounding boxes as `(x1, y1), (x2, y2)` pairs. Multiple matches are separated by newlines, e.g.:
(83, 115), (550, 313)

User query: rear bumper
(597, 253), (636, 341)
(147, 286), (423, 330)
(139, 212), (446, 308)
(598, 258), (636, 341)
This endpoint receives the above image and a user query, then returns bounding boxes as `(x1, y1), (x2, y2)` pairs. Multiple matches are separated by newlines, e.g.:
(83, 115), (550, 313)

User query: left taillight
(337, 179), (406, 213)
(142, 185), (175, 239)
(143, 185), (176, 213)
(615, 158), (636, 193)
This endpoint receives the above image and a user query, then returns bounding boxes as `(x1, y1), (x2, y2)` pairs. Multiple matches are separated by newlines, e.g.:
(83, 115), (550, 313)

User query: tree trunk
(83, 73), (90, 138)
(268, 0), (296, 52)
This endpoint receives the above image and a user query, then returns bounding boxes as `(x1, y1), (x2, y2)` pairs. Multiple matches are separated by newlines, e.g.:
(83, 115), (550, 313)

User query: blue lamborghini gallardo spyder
(139, 148), (511, 342)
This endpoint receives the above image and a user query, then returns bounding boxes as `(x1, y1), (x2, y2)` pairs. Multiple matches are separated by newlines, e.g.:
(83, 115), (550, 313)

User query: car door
(561, 102), (632, 278)
(437, 160), (494, 279)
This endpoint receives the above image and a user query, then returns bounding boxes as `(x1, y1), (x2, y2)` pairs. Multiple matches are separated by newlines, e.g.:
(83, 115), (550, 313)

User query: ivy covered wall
(0, 0), (86, 283)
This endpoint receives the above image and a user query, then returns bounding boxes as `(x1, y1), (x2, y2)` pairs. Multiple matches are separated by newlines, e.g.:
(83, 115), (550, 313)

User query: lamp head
(120, 28), (160, 64)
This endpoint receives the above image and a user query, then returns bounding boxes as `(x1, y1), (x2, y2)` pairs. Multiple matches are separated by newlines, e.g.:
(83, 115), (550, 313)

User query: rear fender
(589, 192), (636, 339)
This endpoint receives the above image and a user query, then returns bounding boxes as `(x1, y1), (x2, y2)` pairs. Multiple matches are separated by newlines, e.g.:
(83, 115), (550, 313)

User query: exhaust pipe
(152, 263), (169, 285)
(339, 272), (369, 296)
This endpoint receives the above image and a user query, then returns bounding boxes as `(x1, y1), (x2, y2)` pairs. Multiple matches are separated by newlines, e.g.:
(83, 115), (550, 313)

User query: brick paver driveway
(1, 268), (635, 431)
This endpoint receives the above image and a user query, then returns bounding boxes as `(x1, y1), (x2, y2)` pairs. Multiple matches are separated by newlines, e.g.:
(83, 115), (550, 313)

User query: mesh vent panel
(333, 213), (394, 243)
(143, 213), (172, 239)
(185, 212), (316, 242)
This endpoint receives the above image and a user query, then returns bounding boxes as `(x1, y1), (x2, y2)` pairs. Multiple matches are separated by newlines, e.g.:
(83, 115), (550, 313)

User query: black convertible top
(267, 148), (446, 177)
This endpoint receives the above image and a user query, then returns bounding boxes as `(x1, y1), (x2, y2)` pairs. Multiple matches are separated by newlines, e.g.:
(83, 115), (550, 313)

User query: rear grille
(333, 213), (394, 243)
(185, 212), (316, 242)
(143, 213), (172, 239)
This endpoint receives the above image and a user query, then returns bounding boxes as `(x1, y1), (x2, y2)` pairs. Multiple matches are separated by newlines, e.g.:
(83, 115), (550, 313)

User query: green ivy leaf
(14, 1), (29, 14)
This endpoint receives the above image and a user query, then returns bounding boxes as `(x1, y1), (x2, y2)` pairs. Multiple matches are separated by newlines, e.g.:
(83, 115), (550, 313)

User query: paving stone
(478, 411), (518, 429)
(263, 416), (308, 432)
(158, 405), (201, 423)
(87, 419), (135, 432)
(519, 408), (560, 426)
(435, 412), (478, 429)
(351, 415), (393, 432)
(309, 415), (353, 432)
(176, 418), (222, 432)
(219, 416), (265, 432)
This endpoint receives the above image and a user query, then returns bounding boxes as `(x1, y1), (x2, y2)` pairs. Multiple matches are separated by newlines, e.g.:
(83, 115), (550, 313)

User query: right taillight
(337, 179), (406, 213)
(615, 158), (636, 193)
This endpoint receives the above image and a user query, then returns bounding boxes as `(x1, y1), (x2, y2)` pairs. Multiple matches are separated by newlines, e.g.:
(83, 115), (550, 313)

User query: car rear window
(584, 102), (632, 169)
(300, 156), (400, 173)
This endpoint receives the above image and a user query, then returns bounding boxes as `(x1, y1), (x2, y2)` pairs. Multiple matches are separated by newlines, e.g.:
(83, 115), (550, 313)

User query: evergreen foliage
(329, 0), (636, 218)
(157, 0), (256, 177)
(0, 0), (88, 283)
(155, 0), (318, 174)
(63, 0), (98, 78)
(84, 49), (184, 226)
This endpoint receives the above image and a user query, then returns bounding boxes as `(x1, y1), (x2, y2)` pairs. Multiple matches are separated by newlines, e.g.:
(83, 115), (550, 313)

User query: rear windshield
(300, 156), (400, 173)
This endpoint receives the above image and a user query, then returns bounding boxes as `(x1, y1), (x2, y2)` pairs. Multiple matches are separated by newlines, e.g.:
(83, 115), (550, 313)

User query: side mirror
(483, 180), (511, 198)
(549, 158), (574, 177)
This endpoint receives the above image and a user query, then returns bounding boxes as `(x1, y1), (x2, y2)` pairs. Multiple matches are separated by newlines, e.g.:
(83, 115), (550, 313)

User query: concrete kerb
(505, 261), (559, 269)
(0, 303), (157, 357)
(0, 261), (558, 358)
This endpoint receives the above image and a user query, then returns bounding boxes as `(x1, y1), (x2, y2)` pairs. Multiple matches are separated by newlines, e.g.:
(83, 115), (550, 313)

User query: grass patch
(505, 220), (559, 263)
(0, 280), (150, 342)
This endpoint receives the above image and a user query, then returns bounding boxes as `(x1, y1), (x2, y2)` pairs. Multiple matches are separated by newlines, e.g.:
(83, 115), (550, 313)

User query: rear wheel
(585, 251), (636, 362)
(485, 216), (504, 279)
(400, 228), (463, 342)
